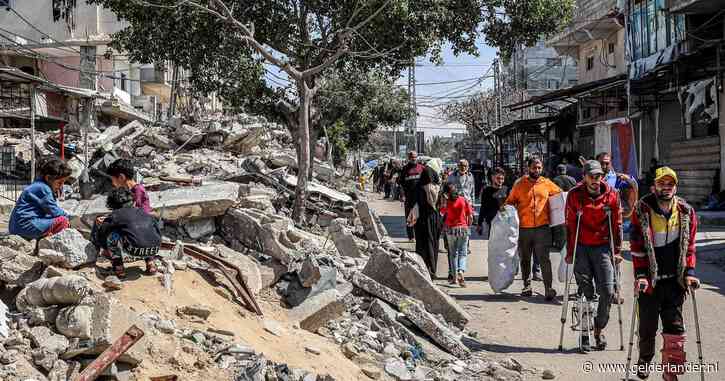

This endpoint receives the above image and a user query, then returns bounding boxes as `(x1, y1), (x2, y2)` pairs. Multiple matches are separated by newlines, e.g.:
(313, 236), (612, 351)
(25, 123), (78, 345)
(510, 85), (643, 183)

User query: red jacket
(440, 196), (474, 228)
(565, 181), (622, 262)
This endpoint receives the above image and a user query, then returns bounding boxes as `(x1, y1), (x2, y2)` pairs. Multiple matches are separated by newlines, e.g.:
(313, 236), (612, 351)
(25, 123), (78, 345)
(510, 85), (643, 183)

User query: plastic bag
(488, 205), (520, 293)
(557, 244), (569, 283)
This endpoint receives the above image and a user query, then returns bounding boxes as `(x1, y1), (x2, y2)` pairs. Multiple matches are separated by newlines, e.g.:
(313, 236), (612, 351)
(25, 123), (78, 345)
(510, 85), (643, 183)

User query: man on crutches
(564, 160), (623, 352)
(629, 167), (701, 381)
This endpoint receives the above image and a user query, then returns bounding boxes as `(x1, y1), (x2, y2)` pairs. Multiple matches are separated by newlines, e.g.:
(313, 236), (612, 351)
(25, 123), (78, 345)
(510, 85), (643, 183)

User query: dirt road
(369, 192), (725, 381)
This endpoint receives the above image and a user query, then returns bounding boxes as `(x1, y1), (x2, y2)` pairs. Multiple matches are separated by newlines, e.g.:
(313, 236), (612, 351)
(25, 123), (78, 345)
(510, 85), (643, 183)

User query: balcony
(547, 0), (623, 55)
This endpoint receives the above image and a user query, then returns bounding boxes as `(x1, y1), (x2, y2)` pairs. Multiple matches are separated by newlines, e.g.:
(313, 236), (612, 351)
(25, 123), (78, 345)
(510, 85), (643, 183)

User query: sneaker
(448, 274), (456, 285)
(521, 286), (533, 297)
(580, 335), (591, 352)
(545, 288), (557, 301)
(145, 258), (158, 275)
(457, 272), (466, 288)
(533, 271), (543, 281)
(594, 333), (607, 350)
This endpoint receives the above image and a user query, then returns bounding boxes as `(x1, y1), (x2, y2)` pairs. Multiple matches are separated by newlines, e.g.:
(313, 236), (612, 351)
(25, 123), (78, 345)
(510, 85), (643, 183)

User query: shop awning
(493, 115), (559, 136)
(506, 74), (627, 111)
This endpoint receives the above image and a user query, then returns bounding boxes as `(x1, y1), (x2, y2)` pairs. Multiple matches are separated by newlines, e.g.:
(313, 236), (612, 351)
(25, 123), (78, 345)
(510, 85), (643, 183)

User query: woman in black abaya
(414, 165), (441, 276)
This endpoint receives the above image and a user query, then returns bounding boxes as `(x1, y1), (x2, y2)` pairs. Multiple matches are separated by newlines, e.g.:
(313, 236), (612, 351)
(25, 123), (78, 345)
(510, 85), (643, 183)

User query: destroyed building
(0, 110), (528, 381)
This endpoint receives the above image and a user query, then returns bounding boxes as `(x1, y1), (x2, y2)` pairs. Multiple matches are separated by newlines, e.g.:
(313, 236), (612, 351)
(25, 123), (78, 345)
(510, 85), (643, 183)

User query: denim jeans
(446, 229), (470, 275)
(573, 244), (615, 330)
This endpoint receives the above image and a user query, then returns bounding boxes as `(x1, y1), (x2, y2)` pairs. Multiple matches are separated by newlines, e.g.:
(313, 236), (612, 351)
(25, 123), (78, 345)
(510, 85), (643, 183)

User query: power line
(8, 7), (81, 54)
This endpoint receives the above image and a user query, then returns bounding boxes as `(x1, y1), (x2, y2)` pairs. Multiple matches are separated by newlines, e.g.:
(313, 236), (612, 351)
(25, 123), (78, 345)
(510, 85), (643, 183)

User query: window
(546, 58), (562, 66)
(0, 0), (10, 8)
(608, 43), (615, 54)
(586, 56), (594, 71)
(120, 73), (127, 92)
(631, 0), (684, 60)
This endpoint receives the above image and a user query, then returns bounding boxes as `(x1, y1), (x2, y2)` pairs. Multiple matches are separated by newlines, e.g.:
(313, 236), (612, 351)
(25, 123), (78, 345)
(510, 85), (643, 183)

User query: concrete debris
(55, 305), (93, 339)
(289, 289), (347, 333)
(329, 219), (362, 258)
(0, 246), (44, 286)
(356, 201), (383, 244)
(396, 263), (471, 329)
(37, 228), (98, 269)
(16, 275), (92, 312)
(28, 326), (70, 354)
(178, 304), (214, 320)
(282, 264), (337, 307)
(183, 218), (217, 240)
(0, 234), (34, 253)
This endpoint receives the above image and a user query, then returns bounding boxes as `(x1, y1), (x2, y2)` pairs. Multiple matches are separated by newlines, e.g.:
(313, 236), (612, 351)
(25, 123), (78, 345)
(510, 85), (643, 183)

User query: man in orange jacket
(506, 157), (562, 300)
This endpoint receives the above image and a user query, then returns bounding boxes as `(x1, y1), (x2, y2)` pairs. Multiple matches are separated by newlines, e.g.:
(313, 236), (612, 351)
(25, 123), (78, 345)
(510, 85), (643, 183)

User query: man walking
(506, 157), (562, 300)
(565, 160), (622, 351)
(553, 163), (577, 192)
(447, 159), (475, 204)
(597, 152), (638, 217)
(399, 151), (425, 240)
(476, 167), (509, 238)
(630, 167), (700, 381)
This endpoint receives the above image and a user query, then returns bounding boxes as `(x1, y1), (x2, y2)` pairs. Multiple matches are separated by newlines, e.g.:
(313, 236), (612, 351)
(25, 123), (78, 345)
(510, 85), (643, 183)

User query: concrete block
(396, 263), (471, 329)
(361, 248), (406, 294)
(16, 275), (92, 312)
(356, 201), (383, 243)
(183, 218), (217, 240)
(86, 294), (149, 365)
(0, 247), (44, 286)
(37, 229), (97, 269)
(329, 219), (362, 258)
(288, 289), (345, 333)
(28, 326), (69, 354)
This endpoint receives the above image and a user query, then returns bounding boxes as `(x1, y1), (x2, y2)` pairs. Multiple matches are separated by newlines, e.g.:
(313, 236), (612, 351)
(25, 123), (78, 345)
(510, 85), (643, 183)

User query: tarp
(610, 118), (639, 180)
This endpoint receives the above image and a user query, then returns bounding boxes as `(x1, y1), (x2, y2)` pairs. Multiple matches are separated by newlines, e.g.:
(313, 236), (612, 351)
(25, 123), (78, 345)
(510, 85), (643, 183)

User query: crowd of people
(388, 150), (701, 381)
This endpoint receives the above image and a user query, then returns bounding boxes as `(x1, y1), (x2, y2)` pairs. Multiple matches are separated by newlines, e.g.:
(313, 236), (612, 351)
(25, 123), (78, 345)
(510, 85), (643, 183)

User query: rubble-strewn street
(0, 115), (528, 381)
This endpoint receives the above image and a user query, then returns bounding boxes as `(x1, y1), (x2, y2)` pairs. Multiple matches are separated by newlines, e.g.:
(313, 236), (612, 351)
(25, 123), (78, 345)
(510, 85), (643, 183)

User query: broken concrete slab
(288, 289), (345, 333)
(56, 305), (93, 339)
(282, 175), (352, 204)
(37, 228), (97, 269)
(16, 275), (92, 312)
(361, 248), (406, 294)
(368, 299), (454, 363)
(221, 208), (313, 265)
(396, 263), (471, 329)
(0, 234), (34, 253)
(183, 218), (217, 240)
(28, 326), (69, 354)
(98, 120), (144, 147)
(356, 201), (383, 243)
(84, 294), (149, 365)
(174, 123), (204, 145)
(283, 265), (337, 307)
(268, 150), (298, 168)
(351, 272), (470, 358)
(28, 306), (60, 327)
(214, 245), (266, 295)
(329, 219), (362, 258)
(61, 182), (241, 227)
(143, 129), (173, 149)
(0, 246), (44, 286)
(237, 194), (276, 213)
(298, 257), (322, 288)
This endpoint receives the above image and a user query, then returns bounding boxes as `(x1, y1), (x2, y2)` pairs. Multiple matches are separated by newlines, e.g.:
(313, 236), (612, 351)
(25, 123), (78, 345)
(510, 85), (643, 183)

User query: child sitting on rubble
(107, 158), (151, 214)
(94, 187), (161, 278)
(9, 158), (71, 240)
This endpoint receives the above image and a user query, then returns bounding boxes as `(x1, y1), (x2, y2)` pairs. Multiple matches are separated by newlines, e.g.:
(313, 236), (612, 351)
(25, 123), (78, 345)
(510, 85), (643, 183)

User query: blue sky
(264, 37), (498, 138)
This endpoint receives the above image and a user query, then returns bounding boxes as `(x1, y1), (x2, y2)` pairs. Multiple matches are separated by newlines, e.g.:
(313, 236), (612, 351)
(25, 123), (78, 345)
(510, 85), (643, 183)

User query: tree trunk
(292, 84), (312, 222)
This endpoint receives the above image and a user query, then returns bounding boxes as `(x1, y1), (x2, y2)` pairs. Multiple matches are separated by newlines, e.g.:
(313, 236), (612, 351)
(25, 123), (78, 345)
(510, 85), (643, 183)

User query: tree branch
(350, 0), (393, 32)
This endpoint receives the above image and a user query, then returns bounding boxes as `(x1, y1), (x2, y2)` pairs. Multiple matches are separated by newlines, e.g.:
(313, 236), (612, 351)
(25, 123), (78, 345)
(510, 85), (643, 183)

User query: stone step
(667, 152), (721, 166)
(671, 136), (720, 149)
(668, 144), (720, 158)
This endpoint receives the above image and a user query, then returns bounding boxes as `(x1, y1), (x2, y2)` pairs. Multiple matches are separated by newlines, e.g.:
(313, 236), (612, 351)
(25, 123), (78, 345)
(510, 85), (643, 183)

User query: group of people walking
(399, 149), (702, 381)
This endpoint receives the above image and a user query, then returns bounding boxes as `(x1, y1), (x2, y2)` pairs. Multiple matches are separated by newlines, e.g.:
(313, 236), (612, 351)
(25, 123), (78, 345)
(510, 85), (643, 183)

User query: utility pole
(408, 59), (417, 153)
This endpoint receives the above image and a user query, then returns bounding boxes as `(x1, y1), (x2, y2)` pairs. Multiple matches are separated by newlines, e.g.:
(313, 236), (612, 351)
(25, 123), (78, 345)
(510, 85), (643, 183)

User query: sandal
(145, 258), (158, 275)
(113, 265), (127, 279)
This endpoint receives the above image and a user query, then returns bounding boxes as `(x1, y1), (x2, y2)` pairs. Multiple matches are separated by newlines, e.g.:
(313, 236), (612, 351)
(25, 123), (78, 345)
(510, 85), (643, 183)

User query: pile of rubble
(0, 115), (531, 380)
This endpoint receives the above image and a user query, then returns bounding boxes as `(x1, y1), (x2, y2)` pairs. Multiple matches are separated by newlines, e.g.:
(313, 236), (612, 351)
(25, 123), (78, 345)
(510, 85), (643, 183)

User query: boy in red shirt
(440, 183), (474, 287)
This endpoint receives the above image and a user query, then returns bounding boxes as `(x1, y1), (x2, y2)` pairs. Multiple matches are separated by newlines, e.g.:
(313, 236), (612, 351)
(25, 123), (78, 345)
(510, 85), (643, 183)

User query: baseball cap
(584, 160), (604, 176)
(655, 166), (678, 184)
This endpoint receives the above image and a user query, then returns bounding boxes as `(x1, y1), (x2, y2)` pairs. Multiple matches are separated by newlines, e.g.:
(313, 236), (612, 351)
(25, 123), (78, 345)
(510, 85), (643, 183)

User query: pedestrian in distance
(553, 163), (577, 192)
(440, 183), (474, 287)
(629, 167), (700, 381)
(476, 167), (509, 238)
(447, 159), (475, 204)
(9, 158), (71, 240)
(597, 152), (638, 219)
(565, 160), (623, 351)
(505, 157), (563, 300)
(399, 151), (425, 241)
(406, 163), (442, 276)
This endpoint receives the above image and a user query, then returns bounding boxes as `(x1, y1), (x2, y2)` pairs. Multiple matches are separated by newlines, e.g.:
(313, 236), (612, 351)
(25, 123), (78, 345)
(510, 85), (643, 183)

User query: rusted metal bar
(160, 242), (262, 316)
(73, 325), (145, 381)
